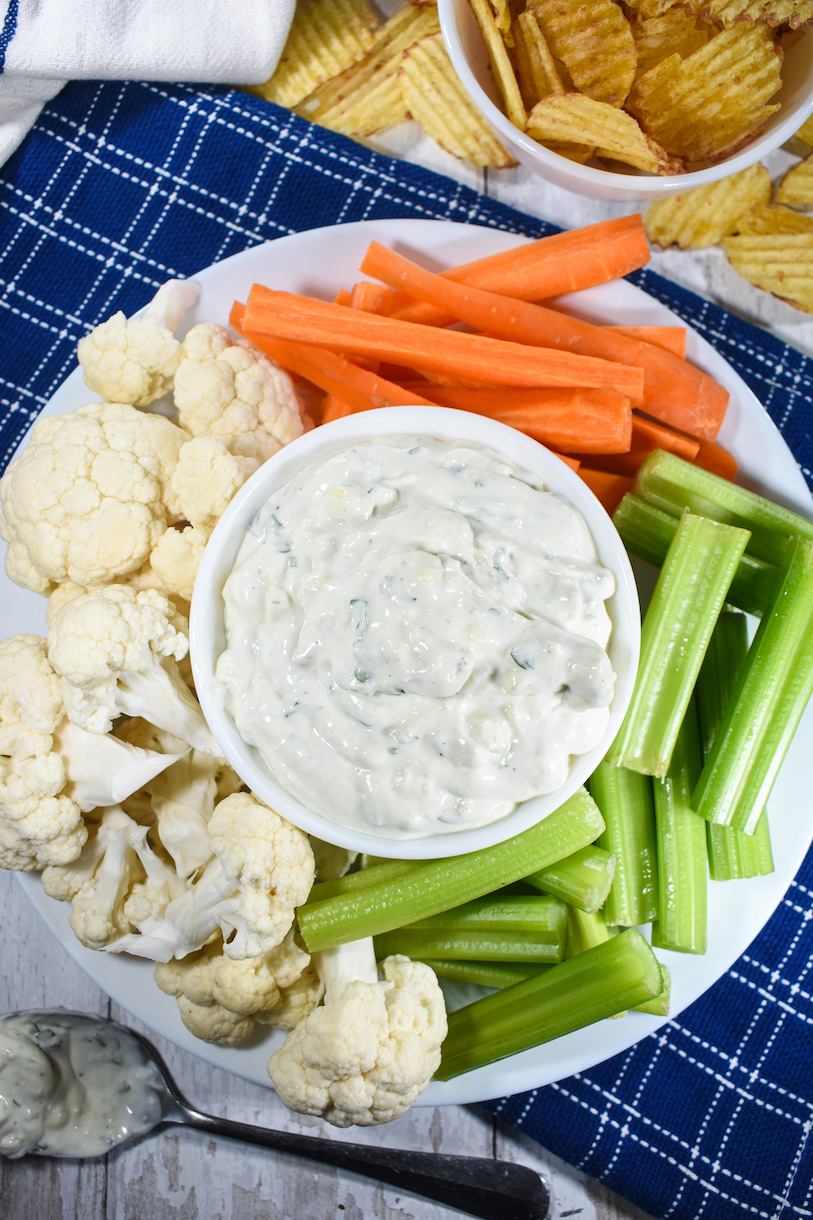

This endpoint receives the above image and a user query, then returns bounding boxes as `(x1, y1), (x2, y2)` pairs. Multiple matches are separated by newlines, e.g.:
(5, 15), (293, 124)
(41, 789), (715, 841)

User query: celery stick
(307, 859), (416, 905)
(606, 511), (750, 776)
(297, 787), (605, 951)
(695, 609), (774, 879)
(524, 844), (616, 913)
(565, 906), (617, 957)
(651, 700), (707, 954)
(419, 960), (549, 989)
(435, 928), (663, 1080)
(613, 493), (778, 618)
(590, 761), (658, 926)
(404, 895), (568, 934)
(633, 449), (813, 566)
(374, 927), (565, 963)
(692, 536), (813, 834)
(636, 964), (671, 1016)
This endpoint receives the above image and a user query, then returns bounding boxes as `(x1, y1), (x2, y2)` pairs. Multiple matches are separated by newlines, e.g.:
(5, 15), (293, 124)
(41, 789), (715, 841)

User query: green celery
(633, 449), (813, 565)
(651, 700), (708, 954)
(692, 536), (813, 834)
(524, 844), (616, 913)
(590, 761), (658, 926)
(419, 960), (548, 989)
(566, 908), (669, 1017)
(613, 492), (778, 618)
(636, 964), (671, 1016)
(606, 510), (750, 777)
(435, 928), (663, 1080)
(374, 926), (566, 964)
(695, 609), (774, 879)
(402, 894), (568, 934)
(296, 787), (605, 951)
(306, 859), (416, 905)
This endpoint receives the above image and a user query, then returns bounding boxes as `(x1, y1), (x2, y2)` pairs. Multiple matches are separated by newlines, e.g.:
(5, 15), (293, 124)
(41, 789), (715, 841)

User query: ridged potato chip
(298, 6), (439, 135)
(644, 163), (771, 248)
(628, 24), (782, 163)
(724, 233), (813, 312)
(526, 93), (679, 172)
(252, 0), (378, 109)
(401, 32), (516, 166)
(736, 203), (813, 233)
(685, 0), (813, 27)
(795, 114), (813, 145)
(469, 0), (527, 127)
(527, 0), (637, 107)
(624, 0), (678, 16)
(776, 154), (813, 207)
(512, 9), (565, 108)
(631, 9), (717, 78)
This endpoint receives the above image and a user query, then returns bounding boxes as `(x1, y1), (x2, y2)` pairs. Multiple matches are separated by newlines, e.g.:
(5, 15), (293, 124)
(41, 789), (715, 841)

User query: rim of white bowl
(438, 0), (813, 200)
(190, 406), (641, 859)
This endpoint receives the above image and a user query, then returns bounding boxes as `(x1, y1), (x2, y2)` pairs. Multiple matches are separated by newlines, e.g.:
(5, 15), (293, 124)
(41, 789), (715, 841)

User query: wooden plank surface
(0, 869), (654, 1220)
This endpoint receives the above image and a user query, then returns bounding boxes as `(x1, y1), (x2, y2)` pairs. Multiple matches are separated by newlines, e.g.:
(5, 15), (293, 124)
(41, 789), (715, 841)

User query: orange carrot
(321, 393), (359, 423)
(397, 384), (632, 453)
(553, 453), (581, 472)
(389, 215), (651, 325)
(571, 413), (700, 476)
(334, 288), (353, 306)
(610, 325), (686, 359)
(242, 286), (646, 399)
(578, 468), (634, 514)
(359, 241), (727, 440)
(693, 438), (738, 481)
(236, 319), (441, 412)
(351, 282), (394, 314)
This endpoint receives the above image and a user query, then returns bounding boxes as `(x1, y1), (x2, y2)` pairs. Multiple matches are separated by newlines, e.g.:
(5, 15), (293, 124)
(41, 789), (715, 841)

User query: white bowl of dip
(190, 407), (640, 859)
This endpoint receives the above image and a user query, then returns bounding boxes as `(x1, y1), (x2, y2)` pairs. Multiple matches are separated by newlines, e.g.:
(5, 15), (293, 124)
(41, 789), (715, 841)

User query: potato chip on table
(724, 233), (813, 312)
(644, 163), (772, 248)
(401, 32), (517, 166)
(736, 202), (813, 232)
(776, 154), (813, 207)
(628, 24), (783, 164)
(526, 93), (680, 173)
(250, 0), (378, 109)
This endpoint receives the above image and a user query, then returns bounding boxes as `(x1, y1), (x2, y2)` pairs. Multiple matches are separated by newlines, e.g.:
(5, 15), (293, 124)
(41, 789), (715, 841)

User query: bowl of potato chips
(439, 0), (813, 201)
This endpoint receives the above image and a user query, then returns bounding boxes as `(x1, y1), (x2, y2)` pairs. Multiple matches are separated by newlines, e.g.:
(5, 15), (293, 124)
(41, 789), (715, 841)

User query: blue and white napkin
(1, 81), (813, 1220)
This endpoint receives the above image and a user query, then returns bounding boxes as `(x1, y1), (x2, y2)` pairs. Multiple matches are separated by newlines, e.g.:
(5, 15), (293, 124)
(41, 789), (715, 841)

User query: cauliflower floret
(170, 436), (259, 530)
(0, 402), (189, 592)
(173, 324), (304, 462)
(77, 279), (199, 407)
(268, 951), (447, 1127)
(149, 525), (212, 603)
(47, 585), (217, 753)
(107, 791), (315, 963)
(0, 635), (187, 873)
(154, 928), (319, 1046)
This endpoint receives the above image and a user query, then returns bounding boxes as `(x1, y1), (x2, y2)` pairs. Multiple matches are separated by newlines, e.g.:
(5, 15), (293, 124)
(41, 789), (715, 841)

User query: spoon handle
(168, 1106), (549, 1220)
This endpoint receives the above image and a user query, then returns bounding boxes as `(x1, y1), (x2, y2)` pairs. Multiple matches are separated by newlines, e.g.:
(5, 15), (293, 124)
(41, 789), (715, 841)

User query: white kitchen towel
(0, 0), (296, 166)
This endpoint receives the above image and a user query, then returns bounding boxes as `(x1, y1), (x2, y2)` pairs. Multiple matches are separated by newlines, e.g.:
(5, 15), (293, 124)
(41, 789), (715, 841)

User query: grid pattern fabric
(1, 79), (813, 1220)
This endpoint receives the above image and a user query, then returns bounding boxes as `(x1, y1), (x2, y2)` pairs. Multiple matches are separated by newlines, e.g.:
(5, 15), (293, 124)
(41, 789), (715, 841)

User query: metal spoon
(2, 1011), (548, 1220)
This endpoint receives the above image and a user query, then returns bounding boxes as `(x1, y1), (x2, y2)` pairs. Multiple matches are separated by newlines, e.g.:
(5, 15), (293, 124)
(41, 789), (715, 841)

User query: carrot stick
(553, 453), (581, 472)
(351, 282), (394, 314)
(242, 287), (646, 399)
(236, 319), (442, 412)
(334, 289), (353, 306)
(390, 216), (651, 325)
(578, 468), (634, 514)
(359, 241), (727, 440)
(611, 326), (686, 359)
(321, 393), (359, 423)
(571, 414), (700, 476)
(693, 438), (738, 481)
(397, 384), (632, 453)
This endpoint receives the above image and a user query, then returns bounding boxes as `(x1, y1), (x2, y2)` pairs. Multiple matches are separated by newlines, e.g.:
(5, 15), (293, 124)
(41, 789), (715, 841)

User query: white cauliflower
(41, 804), (184, 950)
(173, 324), (303, 462)
(47, 585), (218, 753)
(77, 279), (199, 407)
(0, 635), (187, 872)
(107, 790), (315, 962)
(0, 402), (189, 593)
(149, 525), (212, 603)
(154, 928), (320, 1046)
(268, 946), (447, 1127)
(170, 436), (259, 530)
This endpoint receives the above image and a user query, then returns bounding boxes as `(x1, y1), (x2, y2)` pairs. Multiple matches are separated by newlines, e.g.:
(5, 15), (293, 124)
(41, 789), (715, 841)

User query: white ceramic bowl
(439, 0), (813, 202)
(191, 405), (640, 859)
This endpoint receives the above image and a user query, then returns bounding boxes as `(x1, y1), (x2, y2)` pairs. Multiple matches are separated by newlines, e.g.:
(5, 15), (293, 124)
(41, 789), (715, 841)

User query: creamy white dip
(216, 436), (616, 836)
(0, 1011), (164, 1158)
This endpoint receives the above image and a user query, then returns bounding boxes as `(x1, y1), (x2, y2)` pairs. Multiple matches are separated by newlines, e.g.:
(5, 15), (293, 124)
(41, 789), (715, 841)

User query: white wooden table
(3, 120), (812, 1220)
